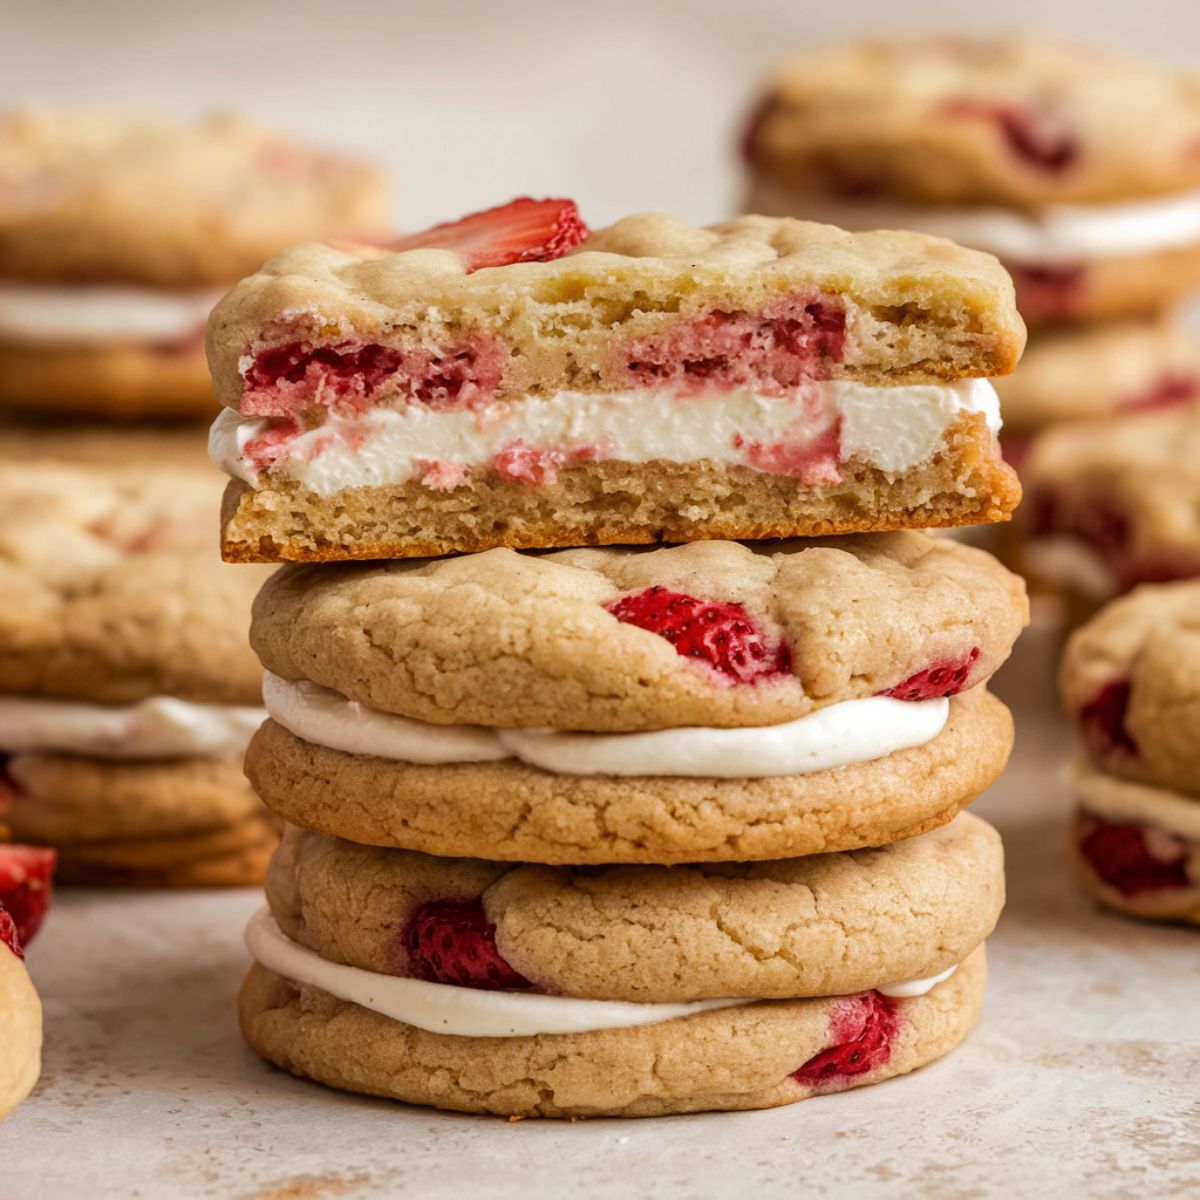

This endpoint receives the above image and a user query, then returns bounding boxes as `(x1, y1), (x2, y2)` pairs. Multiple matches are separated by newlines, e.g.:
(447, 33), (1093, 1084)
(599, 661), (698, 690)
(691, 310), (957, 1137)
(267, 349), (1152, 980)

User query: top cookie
(1061, 580), (1200, 797)
(208, 212), (1023, 413)
(252, 532), (1027, 732)
(0, 461), (269, 704)
(745, 37), (1200, 207)
(0, 108), (389, 286)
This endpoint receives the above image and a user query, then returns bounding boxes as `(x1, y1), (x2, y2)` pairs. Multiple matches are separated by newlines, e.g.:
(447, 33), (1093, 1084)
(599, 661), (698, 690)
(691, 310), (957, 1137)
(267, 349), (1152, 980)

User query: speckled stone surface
(4, 625), (1199, 1199)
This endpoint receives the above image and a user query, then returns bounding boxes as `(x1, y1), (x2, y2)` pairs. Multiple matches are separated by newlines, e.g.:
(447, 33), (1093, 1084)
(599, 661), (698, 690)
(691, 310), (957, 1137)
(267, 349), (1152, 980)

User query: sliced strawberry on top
(0, 906), (22, 959)
(385, 197), (589, 273)
(0, 844), (56, 948)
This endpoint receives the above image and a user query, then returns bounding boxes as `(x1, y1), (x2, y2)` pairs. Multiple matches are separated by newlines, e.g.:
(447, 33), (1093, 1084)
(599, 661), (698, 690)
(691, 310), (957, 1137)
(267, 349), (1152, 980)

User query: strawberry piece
(0, 907), (22, 959)
(1078, 679), (1138, 764)
(400, 899), (532, 991)
(607, 586), (791, 685)
(386, 198), (589, 273)
(1079, 816), (1191, 897)
(941, 98), (1080, 171)
(793, 991), (900, 1088)
(883, 648), (981, 701)
(1120, 374), (1200, 415)
(0, 845), (56, 948)
(1008, 264), (1086, 322)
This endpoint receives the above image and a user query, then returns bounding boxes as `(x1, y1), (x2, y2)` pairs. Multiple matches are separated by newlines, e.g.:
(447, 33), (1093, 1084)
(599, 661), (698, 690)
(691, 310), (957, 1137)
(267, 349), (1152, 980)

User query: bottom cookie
(239, 944), (986, 1118)
(53, 814), (279, 888)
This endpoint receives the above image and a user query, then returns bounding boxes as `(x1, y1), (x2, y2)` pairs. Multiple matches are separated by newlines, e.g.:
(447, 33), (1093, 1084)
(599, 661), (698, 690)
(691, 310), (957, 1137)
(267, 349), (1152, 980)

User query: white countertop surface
(5, 624), (1199, 1200)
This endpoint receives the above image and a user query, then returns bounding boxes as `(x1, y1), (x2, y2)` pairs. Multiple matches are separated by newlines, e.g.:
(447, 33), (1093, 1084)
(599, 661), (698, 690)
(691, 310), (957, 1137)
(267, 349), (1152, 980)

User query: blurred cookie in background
(742, 36), (1200, 327)
(0, 415), (212, 468)
(0, 461), (275, 885)
(0, 108), (389, 420)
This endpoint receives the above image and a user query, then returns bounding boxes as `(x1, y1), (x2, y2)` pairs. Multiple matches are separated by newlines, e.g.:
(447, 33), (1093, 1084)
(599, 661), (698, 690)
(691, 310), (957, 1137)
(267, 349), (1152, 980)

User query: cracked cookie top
(744, 36), (1200, 207)
(267, 812), (1003, 1003)
(0, 461), (269, 704)
(251, 532), (1028, 732)
(0, 107), (389, 286)
(1061, 580), (1200, 797)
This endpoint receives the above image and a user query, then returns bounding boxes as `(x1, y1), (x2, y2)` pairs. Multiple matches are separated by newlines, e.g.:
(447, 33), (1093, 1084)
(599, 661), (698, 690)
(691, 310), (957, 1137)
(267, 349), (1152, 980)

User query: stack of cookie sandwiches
(1060, 581), (1200, 925)
(741, 36), (1200, 471)
(209, 201), (1029, 1116)
(0, 461), (275, 885)
(0, 106), (387, 448)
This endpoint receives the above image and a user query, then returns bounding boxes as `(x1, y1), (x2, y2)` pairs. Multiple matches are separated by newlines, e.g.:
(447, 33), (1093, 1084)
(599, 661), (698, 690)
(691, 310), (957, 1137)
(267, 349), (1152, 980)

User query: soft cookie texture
(251, 533), (1027, 733)
(267, 813), (1002, 1002)
(0, 108), (388, 286)
(1061, 581), (1200, 796)
(743, 38), (1200, 208)
(246, 687), (1012, 864)
(0, 936), (41, 1121)
(238, 944), (984, 1118)
(0, 461), (269, 704)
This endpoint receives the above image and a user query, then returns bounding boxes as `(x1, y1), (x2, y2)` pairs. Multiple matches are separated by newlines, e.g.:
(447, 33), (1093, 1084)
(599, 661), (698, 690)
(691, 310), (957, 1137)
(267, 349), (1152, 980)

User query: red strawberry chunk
(1078, 679), (1138, 764)
(607, 586), (791, 684)
(1008, 264), (1086, 322)
(941, 98), (1080, 171)
(0, 844), (55, 948)
(1120, 373), (1200, 415)
(386, 197), (589, 273)
(792, 990), (900, 1088)
(882, 647), (981, 701)
(400, 899), (532, 991)
(0, 906), (22, 959)
(1079, 816), (1192, 897)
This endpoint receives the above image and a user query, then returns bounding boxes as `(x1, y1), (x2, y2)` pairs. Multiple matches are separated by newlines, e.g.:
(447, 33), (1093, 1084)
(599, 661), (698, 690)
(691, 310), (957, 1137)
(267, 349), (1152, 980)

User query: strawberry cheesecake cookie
(0, 107), (388, 419)
(208, 200), (1023, 562)
(0, 461), (275, 885)
(0, 905), (41, 1122)
(742, 38), (1200, 325)
(994, 318), (1200, 469)
(1021, 405), (1200, 615)
(239, 813), (999, 1117)
(244, 535), (1026, 864)
(1061, 581), (1200, 924)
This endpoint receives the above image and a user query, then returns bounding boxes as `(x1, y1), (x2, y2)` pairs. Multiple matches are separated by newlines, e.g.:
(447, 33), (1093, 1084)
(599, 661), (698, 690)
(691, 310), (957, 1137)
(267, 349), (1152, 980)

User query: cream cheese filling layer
(209, 378), (1001, 498)
(262, 672), (950, 779)
(0, 693), (266, 760)
(751, 179), (1200, 263)
(1022, 537), (1116, 600)
(0, 282), (221, 344)
(1073, 758), (1200, 841)
(246, 909), (960, 1038)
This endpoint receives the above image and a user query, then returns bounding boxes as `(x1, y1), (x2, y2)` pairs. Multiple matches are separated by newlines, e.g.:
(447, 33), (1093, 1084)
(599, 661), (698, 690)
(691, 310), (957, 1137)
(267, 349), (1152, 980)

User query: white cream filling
(0, 693), (266, 759)
(0, 282), (221, 344)
(262, 672), (949, 780)
(877, 964), (959, 999)
(1073, 757), (1200, 842)
(1023, 537), (1116, 600)
(753, 182), (1200, 263)
(246, 909), (959, 1038)
(209, 378), (1001, 498)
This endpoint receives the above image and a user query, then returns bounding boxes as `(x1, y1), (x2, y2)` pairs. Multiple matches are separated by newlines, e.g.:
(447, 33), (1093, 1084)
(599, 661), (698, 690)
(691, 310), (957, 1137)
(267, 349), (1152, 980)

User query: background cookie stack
(740, 36), (1200, 606)
(0, 462), (273, 886)
(1059, 581), (1200, 925)
(213, 203), (1029, 1117)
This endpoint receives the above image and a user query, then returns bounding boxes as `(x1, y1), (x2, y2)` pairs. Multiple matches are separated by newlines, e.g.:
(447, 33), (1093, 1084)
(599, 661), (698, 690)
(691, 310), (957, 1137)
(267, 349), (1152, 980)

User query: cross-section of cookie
(0, 461), (276, 886)
(1061, 580), (1200, 924)
(238, 814), (998, 1117)
(741, 37), (1200, 326)
(0, 107), (389, 420)
(208, 200), (1024, 562)
(1021, 406), (1200, 621)
(243, 534), (1026, 864)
